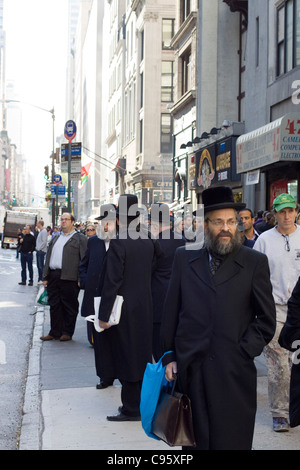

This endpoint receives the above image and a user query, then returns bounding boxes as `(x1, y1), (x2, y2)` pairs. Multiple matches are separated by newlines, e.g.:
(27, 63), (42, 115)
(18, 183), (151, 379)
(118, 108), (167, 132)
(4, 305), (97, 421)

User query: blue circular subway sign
(53, 174), (62, 184)
(64, 120), (77, 143)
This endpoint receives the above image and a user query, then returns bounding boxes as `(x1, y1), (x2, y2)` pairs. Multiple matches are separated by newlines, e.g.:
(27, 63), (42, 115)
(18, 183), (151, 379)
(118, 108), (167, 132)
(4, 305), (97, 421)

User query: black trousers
(93, 329), (115, 384)
(47, 269), (80, 338)
(119, 379), (142, 417)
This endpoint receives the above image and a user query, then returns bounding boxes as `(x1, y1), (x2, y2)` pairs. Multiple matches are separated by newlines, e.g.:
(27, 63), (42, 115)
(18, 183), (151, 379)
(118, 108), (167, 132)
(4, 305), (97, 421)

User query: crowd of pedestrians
(14, 187), (300, 449)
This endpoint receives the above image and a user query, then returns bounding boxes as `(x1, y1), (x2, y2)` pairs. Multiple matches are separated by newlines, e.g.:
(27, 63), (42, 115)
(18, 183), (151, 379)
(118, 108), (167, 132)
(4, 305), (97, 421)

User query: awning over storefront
(236, 113), (300, 174)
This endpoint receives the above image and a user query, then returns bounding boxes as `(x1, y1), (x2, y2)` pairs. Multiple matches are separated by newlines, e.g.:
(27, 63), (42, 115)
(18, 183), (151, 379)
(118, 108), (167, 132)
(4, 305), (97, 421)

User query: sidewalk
(19, 296), (300, 451)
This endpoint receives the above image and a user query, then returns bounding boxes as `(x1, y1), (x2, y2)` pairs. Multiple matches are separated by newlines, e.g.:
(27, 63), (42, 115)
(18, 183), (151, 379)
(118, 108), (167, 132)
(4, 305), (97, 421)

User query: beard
(205, 227), (241, 255)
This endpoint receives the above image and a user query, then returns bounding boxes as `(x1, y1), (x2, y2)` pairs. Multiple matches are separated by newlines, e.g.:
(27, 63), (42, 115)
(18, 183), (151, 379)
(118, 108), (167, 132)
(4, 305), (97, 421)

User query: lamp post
(1, 99), (56, 225)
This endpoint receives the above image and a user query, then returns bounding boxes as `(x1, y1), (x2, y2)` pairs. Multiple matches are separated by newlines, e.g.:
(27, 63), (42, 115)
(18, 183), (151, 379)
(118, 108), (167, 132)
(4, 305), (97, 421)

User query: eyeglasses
(87, 229), (96, 232)
(282, 234), (290, 252)
(206, 218), (238, 228)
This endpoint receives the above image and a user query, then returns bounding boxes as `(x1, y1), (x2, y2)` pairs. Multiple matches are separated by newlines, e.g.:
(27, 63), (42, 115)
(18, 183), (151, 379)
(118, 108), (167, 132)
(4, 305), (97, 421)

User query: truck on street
(2, 210), (38, 249)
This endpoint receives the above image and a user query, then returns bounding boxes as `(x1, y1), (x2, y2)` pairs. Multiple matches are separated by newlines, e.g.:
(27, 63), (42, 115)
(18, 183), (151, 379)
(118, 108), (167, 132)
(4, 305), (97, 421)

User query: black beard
(205, 227), (241, 255)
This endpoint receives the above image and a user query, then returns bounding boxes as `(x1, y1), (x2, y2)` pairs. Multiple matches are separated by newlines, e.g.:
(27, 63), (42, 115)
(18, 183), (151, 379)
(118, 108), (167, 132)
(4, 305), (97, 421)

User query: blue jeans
(36, 250), (46, 282)
(20, 252), (33, 283)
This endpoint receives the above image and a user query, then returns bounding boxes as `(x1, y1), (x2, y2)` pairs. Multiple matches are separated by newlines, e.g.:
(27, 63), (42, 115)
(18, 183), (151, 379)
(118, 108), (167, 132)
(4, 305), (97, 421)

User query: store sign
(236, 113), (300, 174)
(194, 137), (240, 189)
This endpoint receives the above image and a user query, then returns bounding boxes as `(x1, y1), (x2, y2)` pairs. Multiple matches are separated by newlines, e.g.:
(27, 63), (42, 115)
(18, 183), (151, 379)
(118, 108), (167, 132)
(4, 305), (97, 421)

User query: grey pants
(264, 313), (291, 419)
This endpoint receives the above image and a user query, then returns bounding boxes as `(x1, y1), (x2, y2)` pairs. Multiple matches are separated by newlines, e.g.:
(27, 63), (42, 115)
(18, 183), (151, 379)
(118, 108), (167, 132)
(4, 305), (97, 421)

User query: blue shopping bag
(140, 351), (173, 439)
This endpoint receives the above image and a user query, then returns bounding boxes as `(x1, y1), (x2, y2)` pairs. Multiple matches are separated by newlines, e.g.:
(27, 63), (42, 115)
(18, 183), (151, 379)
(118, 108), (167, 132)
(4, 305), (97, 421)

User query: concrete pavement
(19, 291), (300, 451)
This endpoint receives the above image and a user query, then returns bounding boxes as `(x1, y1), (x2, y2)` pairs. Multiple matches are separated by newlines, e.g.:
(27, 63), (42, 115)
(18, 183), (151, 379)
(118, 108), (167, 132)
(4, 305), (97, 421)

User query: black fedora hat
(95, 203), (116, 220)
(116, 194), (140, 218)
(202, 186), (246, 214)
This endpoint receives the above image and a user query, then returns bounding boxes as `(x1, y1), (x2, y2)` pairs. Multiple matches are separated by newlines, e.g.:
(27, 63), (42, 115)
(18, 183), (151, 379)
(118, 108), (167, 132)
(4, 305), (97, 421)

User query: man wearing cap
(160, 186), (276, 450)
(97, 194), (161, 421)
(79, 204), (116, 389)
(254, 193), (300, 432)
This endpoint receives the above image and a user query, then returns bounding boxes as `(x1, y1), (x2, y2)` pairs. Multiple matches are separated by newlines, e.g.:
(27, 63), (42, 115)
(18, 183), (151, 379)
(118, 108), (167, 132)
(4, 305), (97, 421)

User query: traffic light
(44, 165), (49, 180)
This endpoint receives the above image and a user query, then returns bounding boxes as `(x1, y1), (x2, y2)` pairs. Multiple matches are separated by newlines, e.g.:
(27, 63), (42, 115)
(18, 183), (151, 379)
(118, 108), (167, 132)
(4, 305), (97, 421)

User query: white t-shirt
(254, 226), (300, 307)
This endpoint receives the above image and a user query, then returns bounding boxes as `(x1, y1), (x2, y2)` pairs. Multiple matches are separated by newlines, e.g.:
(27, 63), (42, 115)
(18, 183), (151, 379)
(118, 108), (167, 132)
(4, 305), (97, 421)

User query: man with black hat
(160, 186), (276, 450)
(79, 203), (116, 388)
(150, 203), (185, 361)
(97, 194), (161, 421)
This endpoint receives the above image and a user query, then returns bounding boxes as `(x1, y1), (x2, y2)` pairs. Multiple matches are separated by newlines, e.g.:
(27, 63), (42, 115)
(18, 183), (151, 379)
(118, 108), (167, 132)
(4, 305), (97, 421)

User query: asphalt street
(0, 247), (37, 450)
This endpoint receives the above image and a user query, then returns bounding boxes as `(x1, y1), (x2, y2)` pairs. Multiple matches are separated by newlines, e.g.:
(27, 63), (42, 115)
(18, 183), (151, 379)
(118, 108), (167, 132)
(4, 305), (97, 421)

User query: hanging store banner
(236, 113), (300, 174)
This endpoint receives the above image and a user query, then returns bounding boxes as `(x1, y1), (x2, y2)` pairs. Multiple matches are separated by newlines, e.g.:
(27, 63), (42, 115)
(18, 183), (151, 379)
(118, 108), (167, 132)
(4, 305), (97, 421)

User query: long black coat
(279, 276), (300, 428)
(151, 230), (185, 360)
(160, 244), (276, 450)
(98, 229), (157, 382)
(78, 235), (108, 317)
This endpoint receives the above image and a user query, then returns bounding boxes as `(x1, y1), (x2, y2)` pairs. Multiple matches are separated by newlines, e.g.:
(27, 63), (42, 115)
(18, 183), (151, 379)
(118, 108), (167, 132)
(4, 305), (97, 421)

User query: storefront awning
(236, 113), (300, 174)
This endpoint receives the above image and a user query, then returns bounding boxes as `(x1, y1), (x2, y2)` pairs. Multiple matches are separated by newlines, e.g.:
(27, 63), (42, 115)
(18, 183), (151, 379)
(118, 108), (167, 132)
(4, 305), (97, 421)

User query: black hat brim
(204, 202), (246, 214)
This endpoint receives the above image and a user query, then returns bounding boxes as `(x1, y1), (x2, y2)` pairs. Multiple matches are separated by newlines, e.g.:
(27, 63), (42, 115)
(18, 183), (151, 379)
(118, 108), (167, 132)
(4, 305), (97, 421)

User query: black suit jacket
(151, 230), (185, 323)
(78, 235), (108, 317)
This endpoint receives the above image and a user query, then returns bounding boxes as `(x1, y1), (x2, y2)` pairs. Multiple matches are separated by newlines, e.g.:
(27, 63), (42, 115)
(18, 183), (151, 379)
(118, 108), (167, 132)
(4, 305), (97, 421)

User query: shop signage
(236, 113), (300, 174)
(193, 137), (240, 189)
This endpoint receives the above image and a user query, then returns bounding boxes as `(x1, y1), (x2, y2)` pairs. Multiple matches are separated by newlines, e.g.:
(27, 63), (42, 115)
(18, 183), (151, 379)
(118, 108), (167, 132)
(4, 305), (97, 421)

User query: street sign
(61, 142), (82, 157)
(51, 184), (66, 199)
(64, 120), (77, 143)
(53, 174), (62, 184)
(61, 142), (81, 175)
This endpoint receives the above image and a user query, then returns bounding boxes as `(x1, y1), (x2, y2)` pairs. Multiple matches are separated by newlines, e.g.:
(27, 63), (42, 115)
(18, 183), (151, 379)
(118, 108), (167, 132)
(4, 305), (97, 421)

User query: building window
(161, 114), (173, 154)
(140, 72), (144, 109)
(161, 61), (174, 102)
(256, 17), (260, 67)
(277, 0), (300, 76)
(139, 119), (143, 154)
(180, 0), (190, 24)
(162, 19), (175, 49)
(181, 48), (191, 95)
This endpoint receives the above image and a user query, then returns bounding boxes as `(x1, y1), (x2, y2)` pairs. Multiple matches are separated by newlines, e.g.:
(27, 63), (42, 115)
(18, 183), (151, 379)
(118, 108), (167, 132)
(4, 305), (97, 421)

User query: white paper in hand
(85, 295), (124, 333)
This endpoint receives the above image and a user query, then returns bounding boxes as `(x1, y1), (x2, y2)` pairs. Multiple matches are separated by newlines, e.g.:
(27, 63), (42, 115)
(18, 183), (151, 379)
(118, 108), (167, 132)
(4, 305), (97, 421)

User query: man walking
(79, 204), (116, 388)
(41, 213), (87, 342)
(98, 194), (160, 421)
(161, 186), (276, 450)
(254, 193), (300, 432)
(36, 220), (48, 284)
(18, 225), (36, 286)
(150, 203), (185, 361)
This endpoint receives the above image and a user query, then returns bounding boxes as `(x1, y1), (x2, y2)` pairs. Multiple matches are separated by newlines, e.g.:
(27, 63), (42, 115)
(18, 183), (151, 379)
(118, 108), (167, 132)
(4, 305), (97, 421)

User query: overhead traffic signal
(44, 165), (49, 180)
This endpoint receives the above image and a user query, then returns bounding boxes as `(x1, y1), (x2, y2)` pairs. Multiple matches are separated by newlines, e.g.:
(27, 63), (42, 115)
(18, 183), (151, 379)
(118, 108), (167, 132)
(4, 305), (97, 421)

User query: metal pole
(68, 142), (71, 213)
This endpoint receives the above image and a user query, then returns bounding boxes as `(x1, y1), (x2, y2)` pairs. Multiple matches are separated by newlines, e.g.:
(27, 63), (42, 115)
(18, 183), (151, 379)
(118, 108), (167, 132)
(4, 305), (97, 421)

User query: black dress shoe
(18, 282), (26, 285)
(106, 412), (141, 422)
(96, 381), (113, 389)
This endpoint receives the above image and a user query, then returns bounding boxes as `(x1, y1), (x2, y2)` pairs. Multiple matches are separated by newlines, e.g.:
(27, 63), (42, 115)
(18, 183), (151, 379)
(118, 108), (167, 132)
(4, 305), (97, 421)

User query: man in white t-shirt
(254, 193), (300, 432)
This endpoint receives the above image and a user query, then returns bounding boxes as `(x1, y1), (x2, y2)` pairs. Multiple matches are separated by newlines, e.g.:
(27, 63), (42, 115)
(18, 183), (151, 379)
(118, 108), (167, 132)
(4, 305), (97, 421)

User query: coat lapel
(188, 248), (215, 291)
(213, 246), (245, 286)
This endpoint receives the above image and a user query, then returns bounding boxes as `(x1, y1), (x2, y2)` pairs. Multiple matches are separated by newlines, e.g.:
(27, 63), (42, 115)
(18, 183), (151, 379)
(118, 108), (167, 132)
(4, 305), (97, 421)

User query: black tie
(208, 251), (224, 276)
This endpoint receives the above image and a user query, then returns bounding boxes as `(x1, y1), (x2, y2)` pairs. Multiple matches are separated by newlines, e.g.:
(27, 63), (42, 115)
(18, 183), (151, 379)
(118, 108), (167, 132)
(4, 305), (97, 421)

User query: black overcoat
(279, 276), (300, 428)
(151, 230), (186, 324)
(160, 244), (276, 450)
(98, 229), (156, 382)
(78, 235), (108, 317)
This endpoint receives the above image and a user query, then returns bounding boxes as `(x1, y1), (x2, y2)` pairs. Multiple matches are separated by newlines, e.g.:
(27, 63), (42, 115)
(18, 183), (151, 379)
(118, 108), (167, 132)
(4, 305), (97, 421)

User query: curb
(18, 306), (45, 450)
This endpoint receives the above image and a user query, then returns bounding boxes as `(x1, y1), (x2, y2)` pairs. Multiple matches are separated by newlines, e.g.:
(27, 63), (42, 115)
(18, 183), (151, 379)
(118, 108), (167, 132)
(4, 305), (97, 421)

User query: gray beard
(205, 227), (241, 255)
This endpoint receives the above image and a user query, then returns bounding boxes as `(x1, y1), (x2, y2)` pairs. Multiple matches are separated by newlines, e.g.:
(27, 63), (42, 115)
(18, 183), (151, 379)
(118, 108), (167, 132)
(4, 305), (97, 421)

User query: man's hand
(165, 361), (177, 382)
(99, 320), (111, 330)
(43, 281), (48, 288)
